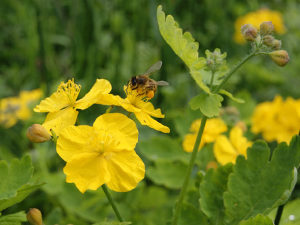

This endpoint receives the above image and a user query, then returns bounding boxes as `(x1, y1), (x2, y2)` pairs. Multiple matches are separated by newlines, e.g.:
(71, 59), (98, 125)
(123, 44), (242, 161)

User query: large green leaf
(0, 211), (27, 225)
(93, 222), (131, 225)
(179, 203), (210, 225)
(224, 136), (300, 225)
(147, 161), (187, 189)
(157, 6), (210, 93)
(0, 155), (42, 212)
(239, 214), (273, 225)
(138, 136), (190, 164)
(189, 93), (223, 117)
(199, 164), (233, 224)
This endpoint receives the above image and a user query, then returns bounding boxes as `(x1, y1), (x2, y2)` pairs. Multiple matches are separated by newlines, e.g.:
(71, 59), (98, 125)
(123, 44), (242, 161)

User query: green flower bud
(27, 124), (51, 143)
(262, 35), (275, 47)
(272, 39), (282, 50)
(27, 208), (43, 225)
(241, 24), (258, 41)
(269, 50), (289, 67)
(260, 21), (274, 36)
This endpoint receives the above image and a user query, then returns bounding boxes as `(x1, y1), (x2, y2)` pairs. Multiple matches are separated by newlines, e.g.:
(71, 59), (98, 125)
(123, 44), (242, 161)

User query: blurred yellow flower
(251, 96), (300, 143)
(183, 118), (227, 152)
(0, 89), (42, 128)
(34, 79), (111, 135)
(214, 126), (252, 165)
(57, 113), (145, 193)
(97, 85), (170, 133)
(234, 8), (286, 44)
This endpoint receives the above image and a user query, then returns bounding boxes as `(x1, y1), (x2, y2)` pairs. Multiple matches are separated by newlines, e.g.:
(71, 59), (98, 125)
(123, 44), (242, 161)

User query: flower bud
(206, 161), (218, 170)
(262, 35), (275, 47)
(27, 124), (51, 143)
(241, 24), (258, 41)
(260, 21), (274, 36)
(235, 121), (247, 132)
(272, 39), (282, 50)
(269, 50), (289, 67)
(27, 208), (43, 225)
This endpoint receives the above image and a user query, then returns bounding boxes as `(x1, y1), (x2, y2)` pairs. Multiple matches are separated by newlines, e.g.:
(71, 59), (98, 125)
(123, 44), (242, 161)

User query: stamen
(57, 79), (81, 105)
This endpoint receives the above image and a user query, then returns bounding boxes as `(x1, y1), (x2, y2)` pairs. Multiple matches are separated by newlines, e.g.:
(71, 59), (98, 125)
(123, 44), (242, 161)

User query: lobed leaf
(239, 214), (273, 225)
(179, 203), (210, 225)
(0, 211), (27, 225)
(157, 6), (210, 94)
(199, 164), (233, 224)
(189, 93), (223, 117)
(224, 136), (300, 225)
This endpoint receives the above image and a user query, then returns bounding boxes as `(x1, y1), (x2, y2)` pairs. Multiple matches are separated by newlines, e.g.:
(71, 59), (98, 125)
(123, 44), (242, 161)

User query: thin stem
(274, 204), (285, 225)
(209, 70), (216, 88)
(214, 51), (256, 93)
(102, 185), (123, 222)
(172, 117), (208, 225)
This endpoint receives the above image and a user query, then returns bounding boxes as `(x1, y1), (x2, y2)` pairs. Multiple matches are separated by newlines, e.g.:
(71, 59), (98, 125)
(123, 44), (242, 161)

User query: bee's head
(130, 76), (137, 86)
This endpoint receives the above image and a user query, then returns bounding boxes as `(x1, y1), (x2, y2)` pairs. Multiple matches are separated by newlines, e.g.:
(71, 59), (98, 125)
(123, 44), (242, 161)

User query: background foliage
(1, 0), (300, 224)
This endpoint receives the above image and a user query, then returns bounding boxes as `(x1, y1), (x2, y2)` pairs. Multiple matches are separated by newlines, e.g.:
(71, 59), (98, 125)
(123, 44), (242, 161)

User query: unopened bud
(241, 24), (258, 41)
(235, 121), (247, 132)
(262, 35), (275, 47)
(27, 208), (43, 225)
(27, 124), (51, 143)
(260, 21), (274, 36)
(269, 50), (289, 67)
(272, 39), (282, 50)
(206, 161), (218, 170)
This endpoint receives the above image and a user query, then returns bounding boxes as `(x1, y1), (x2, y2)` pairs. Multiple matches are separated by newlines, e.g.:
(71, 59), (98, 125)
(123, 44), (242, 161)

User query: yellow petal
(42, 107), (78, 136)
(182, 133), (205, 152)
(230, 126), (252, 156)
(136, 100), (164, 118)
(106, 150), (145, 192)
(75, 79), (112, 110)
(57, 125), (98, 161)
(63, 153), (110, 193)
(34, 80), (80, 112)
(93, 113), (138, 150)
(214, 135), (237, 165)
(135, 111), (170, 133)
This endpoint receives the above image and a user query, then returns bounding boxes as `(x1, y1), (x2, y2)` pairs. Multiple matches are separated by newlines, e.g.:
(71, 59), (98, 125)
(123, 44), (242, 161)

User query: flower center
(96, 129), (120, 156)
(124, 85), (149, 106)
(57, 79), (81, 106)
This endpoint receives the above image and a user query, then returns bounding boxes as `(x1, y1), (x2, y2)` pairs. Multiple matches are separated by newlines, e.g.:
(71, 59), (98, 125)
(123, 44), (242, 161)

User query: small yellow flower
(183, 118), (227, 152)
(251, 96), (300, 143)
(214, 126), (252, 165)
(34, 79), (111, 135)
(57, 113), (145, 193)
(0, 89), (42, 128)
(234, 8), (286, 44)
(97, 85), (170, 133)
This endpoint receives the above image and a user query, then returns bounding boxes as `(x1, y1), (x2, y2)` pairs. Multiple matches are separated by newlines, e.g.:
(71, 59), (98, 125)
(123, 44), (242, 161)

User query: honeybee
(128, 61), (169, 99)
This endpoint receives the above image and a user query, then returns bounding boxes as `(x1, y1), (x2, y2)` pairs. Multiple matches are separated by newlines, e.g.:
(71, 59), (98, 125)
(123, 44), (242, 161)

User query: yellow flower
(214, 126), (252, 165)
(34, 79), (111, 135)
(234, 8), (286, 44)
(0, 89), (42, 128)
(183, 118), (227, 152)
(57, 113), (145, 193)
(251, 96), (300, 143)
(97, 85), (170, 133)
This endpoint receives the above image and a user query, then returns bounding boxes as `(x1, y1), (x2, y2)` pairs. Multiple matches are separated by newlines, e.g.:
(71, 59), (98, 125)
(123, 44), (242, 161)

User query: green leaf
(239, 214), (273, 225)
(224, 136), (300, 225)
(147, 161), (187, 189)
(93, 222), (131, 225)
(268, 199), (300, 225)
(157, 6), (210, 93)
(138, 136), (190, 164)
(179, 203), (210, 225)
(219, 89), (245, 103)
(189, 93), (223, 117)
(199, 164), (233, 224)
(0, 211), (27, 225)
(0, 155), (41, 212)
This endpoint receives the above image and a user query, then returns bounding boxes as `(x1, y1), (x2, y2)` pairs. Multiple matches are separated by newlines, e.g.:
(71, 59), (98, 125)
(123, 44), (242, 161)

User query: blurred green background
(1, 0), (300, 224)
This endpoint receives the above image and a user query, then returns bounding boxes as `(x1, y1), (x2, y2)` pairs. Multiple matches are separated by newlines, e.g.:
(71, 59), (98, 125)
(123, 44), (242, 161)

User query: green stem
(274, 204), (285, 225)
(214, 51), (256, 93)
(172, 116), (208, 225)
(209, 70), (216, 88)
(102, 185), (123, 222)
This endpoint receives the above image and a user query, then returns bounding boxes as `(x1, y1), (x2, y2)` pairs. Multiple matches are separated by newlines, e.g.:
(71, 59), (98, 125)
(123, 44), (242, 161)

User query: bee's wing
(144, 61), (162, 76)
(156, 80), (169, 86)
